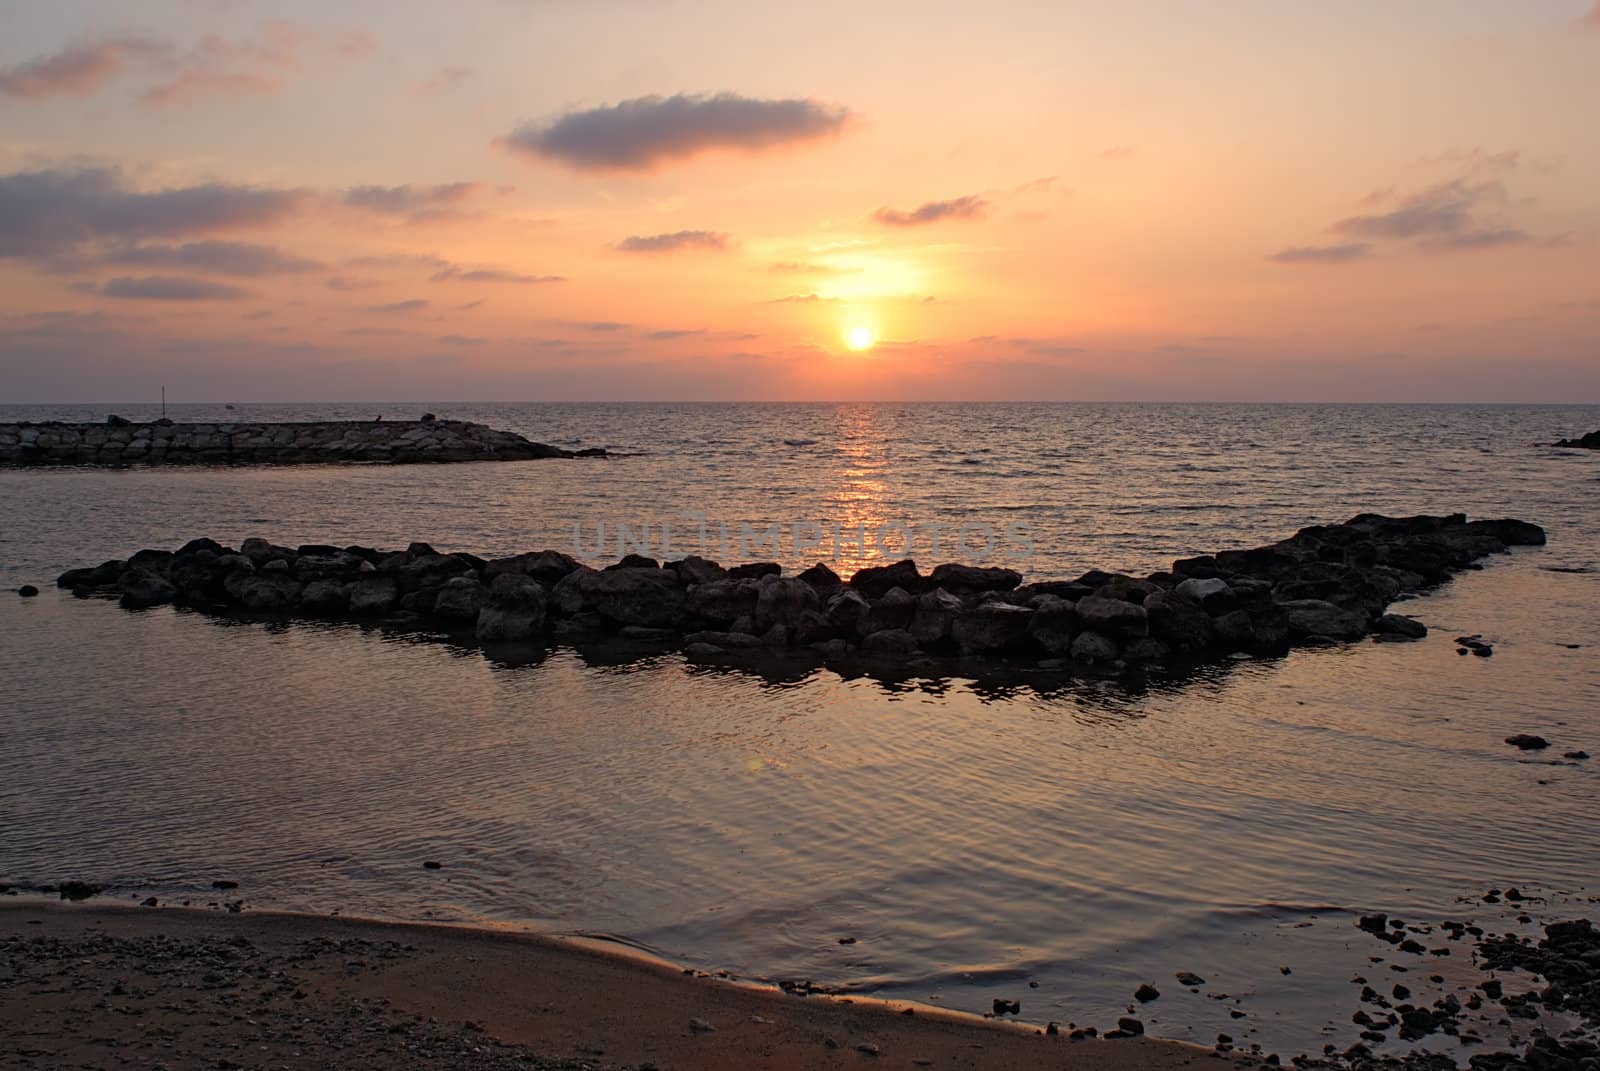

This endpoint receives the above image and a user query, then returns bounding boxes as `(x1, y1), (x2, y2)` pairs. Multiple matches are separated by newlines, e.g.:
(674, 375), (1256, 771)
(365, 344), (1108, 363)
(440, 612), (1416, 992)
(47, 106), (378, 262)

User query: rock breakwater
(1553, 429), (1600, 450)
(0, 417), (600, 466)
(55, 512), (1544, 676)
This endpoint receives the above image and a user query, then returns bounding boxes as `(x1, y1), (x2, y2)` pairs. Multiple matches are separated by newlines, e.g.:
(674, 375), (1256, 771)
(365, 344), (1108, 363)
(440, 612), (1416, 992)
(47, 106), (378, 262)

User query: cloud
(769, 261), (856, 275)
(102, 240), (321, 275)
(0, 166), (309, 259)
(367, 299), (429, 313)
(872, 195), (986, 227)
(1268, 242), (1371, 264)
(430, 266), (565, 284)
(503, 91), (850, 171)
(1332, 179), (1499, 239)
(1101, 146), (1137, 160)
(419, 66), (473, 93)
(616, 230), (728, 253)
(1419, 228), (1531, 251)
(647, 329), (705, 340)
(0, 39), (162, 99)
(325, 275), (379, 291)
(139, 21), (375, 108)
(342, 182), (482, 214)
(437, 334), (487, 345)
(95, 275), (254, 300)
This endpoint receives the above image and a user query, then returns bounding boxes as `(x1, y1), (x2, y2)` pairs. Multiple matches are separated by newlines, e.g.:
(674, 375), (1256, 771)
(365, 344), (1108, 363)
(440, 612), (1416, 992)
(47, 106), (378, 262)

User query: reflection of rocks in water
(58, 512), (1545, 696)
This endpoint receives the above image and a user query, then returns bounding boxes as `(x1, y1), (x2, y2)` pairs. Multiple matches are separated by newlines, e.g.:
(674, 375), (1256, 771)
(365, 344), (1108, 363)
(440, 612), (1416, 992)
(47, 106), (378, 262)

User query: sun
(845, 325), (876, 351)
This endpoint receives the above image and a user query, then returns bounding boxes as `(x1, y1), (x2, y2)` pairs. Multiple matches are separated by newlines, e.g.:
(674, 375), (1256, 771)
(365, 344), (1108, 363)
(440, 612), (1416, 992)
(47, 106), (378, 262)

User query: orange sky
(2, 1), (1598, 401)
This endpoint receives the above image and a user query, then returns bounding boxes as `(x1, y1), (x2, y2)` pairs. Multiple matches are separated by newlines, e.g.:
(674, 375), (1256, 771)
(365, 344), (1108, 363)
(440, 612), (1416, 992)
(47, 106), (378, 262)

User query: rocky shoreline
(51, 512), (1545, 676)
(0, 416), (603, 466)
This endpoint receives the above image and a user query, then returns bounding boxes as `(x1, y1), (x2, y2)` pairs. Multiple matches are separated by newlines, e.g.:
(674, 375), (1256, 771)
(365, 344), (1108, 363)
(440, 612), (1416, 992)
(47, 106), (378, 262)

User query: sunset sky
(3, 0), (1598, 402)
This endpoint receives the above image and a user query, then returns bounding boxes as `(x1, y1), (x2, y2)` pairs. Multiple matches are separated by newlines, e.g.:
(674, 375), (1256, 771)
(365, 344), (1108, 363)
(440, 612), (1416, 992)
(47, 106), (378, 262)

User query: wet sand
(0, 901), (1229, 1070)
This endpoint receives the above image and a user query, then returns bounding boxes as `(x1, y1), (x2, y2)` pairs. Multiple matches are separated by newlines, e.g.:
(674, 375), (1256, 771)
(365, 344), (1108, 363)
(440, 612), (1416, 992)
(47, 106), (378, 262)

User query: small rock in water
(422, 861), (443, 870)
(1134, 983), (1161, 1002)
(17, 585), (38, 597)
(140, 896), (158, 907)
(1505, 734), (1551, 750)
(837, 936), (856, 944)
(58, 881), (102, 901)
(211, 879), (239, 890)
(1176, 971), (1207, 986)
(1564, 750), (1589, 760)
(1114, 1016), (1145, 1037)
(992, 999), (1021, 1015)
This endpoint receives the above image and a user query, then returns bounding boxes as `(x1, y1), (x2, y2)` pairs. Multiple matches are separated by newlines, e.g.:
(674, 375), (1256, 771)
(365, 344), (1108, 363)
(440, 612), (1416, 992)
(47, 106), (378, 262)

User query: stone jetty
(0, 416), (601, 466)
(54, 513), (1545, 675)
(1553, 430), (1600, 450)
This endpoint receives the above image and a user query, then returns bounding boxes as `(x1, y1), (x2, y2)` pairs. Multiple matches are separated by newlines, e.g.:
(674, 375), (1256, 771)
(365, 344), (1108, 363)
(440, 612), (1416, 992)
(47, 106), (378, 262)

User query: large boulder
(580, 567), (686, 628)
(668, 555), (726, 585)
(1143, 590), (1213, 656)
(1025, 597), (1078, 655)
(476, 573), (547, 640)
(686, 577), (761, 624)
(862, 628), (918, 656)
(433, 577), (488, 621)
(1279, 599), (1368, 641)
(951, 602), (1033, 654)
(299, 579), (350, 614)
(235, 574), (302, 611)
(1070, 630), (1121, 664)
(118, 569), (177, 609)
(850, 559), (923, 598)
(909, 588), (964, 646)
(929, 563), (1022, 594)
(754, 576), (820, 633)
(824, 588), (870, 634)
(484, 550), (582, 585)
(1074, 595), (1149, 638)
(863, 586), (915, 635)
(1174, 577), (1235, 614)
(797, 562), (843, 591)
(348, 576), (399, 615)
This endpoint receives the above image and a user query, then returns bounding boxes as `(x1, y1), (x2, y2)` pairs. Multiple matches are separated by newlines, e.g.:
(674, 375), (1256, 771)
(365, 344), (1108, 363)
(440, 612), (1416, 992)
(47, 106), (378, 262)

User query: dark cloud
(617, 230), (728, 253)
(96, 275), (254, 300)
(1268, 242), (1371, 264)
(430, 266), (565, 284)
(503, 92), (850, 171)
(102, 240), (321, 275)
(0, 39), (162, 99)
(1420, 228), (1531, 251)
(343, 183), (481, 213)
(0, 166), (308, 259)
(647, 329), (705, 340)
(437, 334), (487, 345)
(325, 275), (380, 291)
(872, 195), (986, 227)
(1332, 179), (1498, 239)
(367, 299), (429, 313)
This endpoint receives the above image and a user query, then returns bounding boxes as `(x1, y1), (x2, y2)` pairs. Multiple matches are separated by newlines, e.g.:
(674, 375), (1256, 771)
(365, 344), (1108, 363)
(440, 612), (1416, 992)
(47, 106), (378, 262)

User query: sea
(3, 401), (1598, 1061)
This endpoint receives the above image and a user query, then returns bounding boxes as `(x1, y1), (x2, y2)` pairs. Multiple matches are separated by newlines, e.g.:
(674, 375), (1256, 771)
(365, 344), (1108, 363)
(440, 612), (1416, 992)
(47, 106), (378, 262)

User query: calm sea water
(3, 402), (1599, 1059)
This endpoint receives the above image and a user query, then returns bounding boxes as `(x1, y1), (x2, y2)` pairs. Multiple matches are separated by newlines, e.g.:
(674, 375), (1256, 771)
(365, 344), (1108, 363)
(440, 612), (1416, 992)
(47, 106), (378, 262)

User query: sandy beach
(0, 901), (1228, 1070)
